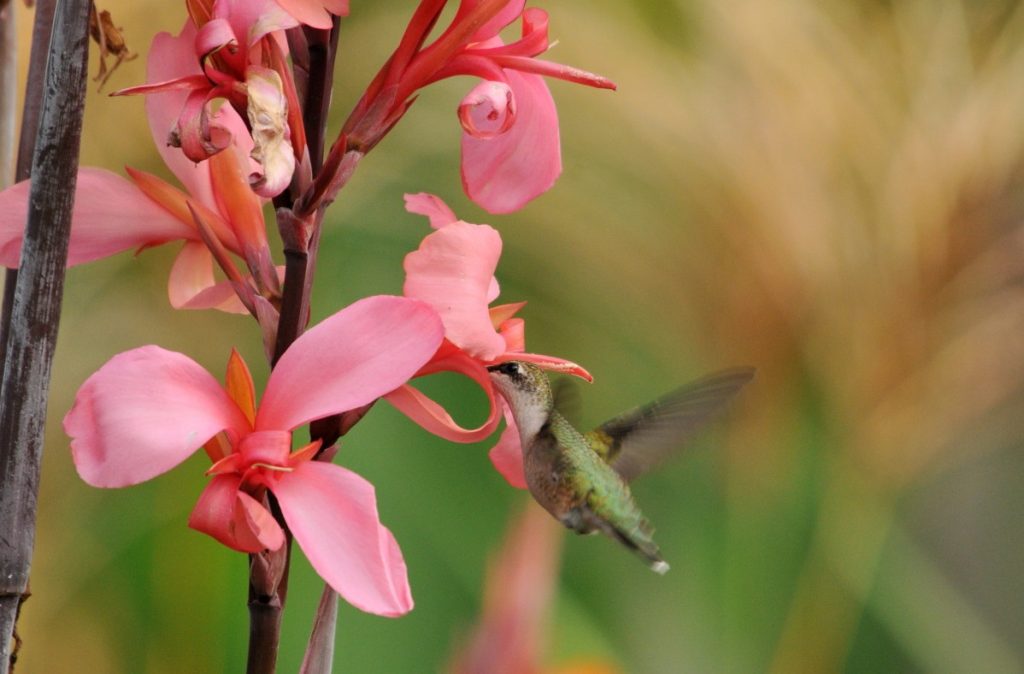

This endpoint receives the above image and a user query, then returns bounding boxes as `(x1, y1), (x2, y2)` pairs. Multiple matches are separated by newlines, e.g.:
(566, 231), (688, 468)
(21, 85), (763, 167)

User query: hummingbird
(487, 361), (754, 574)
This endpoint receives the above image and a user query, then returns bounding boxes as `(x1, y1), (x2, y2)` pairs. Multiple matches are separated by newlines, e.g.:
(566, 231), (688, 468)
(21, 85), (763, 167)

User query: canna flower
(449, 501), (564, 674)
(342, 0), (615, 214)
(385, 194), (591, 487)
(0, 21), (283, 316)
(275, 0), (349, 29)
(449, 501), (624, 674)
(117, 0), (305, 196)
(65, 296), (444, 617)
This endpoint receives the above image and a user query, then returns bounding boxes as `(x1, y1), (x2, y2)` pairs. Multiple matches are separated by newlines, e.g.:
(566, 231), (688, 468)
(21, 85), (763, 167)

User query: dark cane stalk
(246, 18), (343, 674)
(0, 0), (57, 374)
(0, 0), (91, 670)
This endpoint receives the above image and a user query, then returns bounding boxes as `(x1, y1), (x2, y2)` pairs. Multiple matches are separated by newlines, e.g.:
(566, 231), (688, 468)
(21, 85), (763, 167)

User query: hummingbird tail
(600, 520), (671, 574)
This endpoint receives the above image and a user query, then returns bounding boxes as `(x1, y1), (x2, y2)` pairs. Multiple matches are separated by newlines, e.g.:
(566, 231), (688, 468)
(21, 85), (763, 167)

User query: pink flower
(343, 0), (615, 213)
(0, 23), (282, 315)
(64, 296), (444, 617)
(275, 0), (349, 28)
(117, 0), (305, 196)
(449, 502), (565, 674)
(385, 194), (591, 487)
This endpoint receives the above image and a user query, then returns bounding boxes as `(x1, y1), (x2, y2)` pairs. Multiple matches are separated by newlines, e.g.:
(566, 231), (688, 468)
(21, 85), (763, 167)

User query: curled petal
(142, 23), (221, 207)
(196, 17), (238, 58)
(174, 89), (233, 163)
(489, 401), (527, 488)
(0, 169), (194, 268)
(461, 70), (561, 214)
(459, 80), (515, 139)
(274, 0), (349, 29)
(514, 353), (594, 383)
(385, 346), (502, 442)
(246, 66), (295, 198)
(189, 475), (286, 552)
(257, 296), (444, 431)
(272, 462), (413, 617)
(65, 346), (251, 488)
(403, 222), (505, 359)
(404, 192), (458, 230)
(385, 382), (501, 443)
(141, 23), (256, 207)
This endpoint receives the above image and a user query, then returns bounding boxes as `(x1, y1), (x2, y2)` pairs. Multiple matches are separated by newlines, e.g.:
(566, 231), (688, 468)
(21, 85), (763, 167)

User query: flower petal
(188, 475), (286, 552)
(65, 346), (251, 487)
(403, 222), (506, 359)
(144, 23), (221, 207)
(246, 65), (295, 198)
(461, 70), (561, 214)
(169, 243), (275, 313)
(272, 461), (413, 617)
(489, 402), (527, 488)
(455, 0), (526, 43)
(0, 169), (195, 268)
(459, 80), (516, 139)
(218, 0), (300, 46)
(168, 241), (216, 307)
(274, 0), (349, 29)
(256, 296), (444, 430)
(384, 348), (502, 442)
(404, 192), (459, 230)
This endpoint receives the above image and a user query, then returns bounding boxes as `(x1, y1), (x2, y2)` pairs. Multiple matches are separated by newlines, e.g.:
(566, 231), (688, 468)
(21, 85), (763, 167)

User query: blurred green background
(8, 0), (1024, 672)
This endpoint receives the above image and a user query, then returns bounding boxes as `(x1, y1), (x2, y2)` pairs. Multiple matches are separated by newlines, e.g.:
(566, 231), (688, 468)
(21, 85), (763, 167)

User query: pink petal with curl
(196, 17), (237, 56)
(385, 382), (501, 443)
(385, 345), (502, 442)
(461, 70), (561, 214)
(404, 192), (458, 230)
(489, 401), (527, 488)
(272, 461), (413, 617)
(0, 169), (194, 268)
(403, 223), (505, 359)
(145, 23), (218, 208)
(64, 346), (251, 488)
(176, 89), (234, 163)
(274, 0), (349, 29)
(513, 353), (593, 383)
(188, 475), (285, 552)
(459, 80), (515, 139)
(257, 296), (444, 431)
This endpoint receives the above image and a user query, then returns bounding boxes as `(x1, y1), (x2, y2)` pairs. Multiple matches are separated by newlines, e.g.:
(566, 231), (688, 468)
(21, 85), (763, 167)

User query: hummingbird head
(487, 361), (553, 444)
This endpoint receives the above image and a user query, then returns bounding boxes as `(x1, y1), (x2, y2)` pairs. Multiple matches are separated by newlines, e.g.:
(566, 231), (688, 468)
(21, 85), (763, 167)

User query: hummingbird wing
(551, 377), (583, 427)
(586, 367), (754, 482)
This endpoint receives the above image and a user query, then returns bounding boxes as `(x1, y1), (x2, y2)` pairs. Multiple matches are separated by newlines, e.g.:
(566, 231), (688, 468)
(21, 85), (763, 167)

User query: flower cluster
(1, 0), (608, 625)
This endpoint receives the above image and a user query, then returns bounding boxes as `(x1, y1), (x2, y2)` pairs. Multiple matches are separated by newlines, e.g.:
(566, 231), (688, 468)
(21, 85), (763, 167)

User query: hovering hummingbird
(487, 361), (754, 574)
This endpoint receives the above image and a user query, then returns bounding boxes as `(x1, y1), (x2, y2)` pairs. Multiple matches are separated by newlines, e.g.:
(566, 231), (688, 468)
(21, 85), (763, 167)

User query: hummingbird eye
(499, 362), (521, 377)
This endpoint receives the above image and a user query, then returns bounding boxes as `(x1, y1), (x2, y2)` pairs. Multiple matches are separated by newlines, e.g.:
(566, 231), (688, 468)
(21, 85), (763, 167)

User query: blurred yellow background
(7, 0), (1024, 672)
